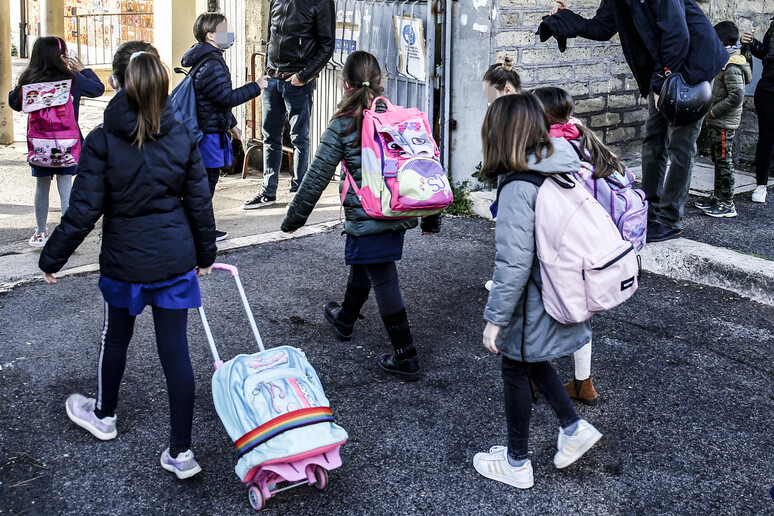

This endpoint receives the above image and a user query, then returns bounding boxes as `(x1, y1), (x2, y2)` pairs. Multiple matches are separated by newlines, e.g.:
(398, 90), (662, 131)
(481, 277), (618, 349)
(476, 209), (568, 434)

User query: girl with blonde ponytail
(40, 41), (216, 480)
(282, 50), (441, 381)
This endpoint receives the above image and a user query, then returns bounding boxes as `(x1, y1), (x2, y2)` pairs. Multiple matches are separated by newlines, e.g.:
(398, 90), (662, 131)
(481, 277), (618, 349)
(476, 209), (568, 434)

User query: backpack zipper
(582, 245), (635, 279)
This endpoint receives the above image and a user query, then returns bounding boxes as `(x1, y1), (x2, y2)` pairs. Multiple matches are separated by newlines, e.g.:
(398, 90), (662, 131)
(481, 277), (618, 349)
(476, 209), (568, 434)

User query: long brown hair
(15, 36), (73, 90)
(332, 51), (385, 145)
(113, 42), (168, 148)
(532, 87), (624, 179)
(480, 93), (553, 179)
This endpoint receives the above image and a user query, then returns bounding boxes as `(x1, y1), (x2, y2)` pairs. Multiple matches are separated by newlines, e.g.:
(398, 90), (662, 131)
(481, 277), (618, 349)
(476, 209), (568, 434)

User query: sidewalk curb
(0, 220), (343, 294)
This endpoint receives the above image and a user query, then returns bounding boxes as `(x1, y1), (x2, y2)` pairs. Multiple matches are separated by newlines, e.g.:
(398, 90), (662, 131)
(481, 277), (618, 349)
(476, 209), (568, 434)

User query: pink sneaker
(65, 394), (117, 440)
(28, 232), (48, 248)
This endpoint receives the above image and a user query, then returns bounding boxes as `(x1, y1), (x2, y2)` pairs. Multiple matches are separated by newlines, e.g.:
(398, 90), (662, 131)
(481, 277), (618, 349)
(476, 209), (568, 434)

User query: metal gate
(219, 0), (248, 131)
(310, 0), (440, 159)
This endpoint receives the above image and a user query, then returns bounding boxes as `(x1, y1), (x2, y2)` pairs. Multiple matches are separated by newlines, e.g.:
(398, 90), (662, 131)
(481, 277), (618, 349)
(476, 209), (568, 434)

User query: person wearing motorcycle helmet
(538, 0), (728, 241)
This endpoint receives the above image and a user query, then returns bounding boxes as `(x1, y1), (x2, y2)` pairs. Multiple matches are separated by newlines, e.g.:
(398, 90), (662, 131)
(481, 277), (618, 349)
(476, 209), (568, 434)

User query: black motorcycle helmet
(657, 71), (712, 126)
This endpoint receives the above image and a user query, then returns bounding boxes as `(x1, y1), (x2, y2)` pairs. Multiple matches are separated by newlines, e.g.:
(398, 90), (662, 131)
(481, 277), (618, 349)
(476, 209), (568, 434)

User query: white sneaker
(65, 394), (117, 440)
(752, 185), (767, 203)
(161, 448), (202, 480)
(553, 419), (602, 469)
(472, 445), (534, 489)
(28, 232), (48, 248)
(484, 280), (493, 291)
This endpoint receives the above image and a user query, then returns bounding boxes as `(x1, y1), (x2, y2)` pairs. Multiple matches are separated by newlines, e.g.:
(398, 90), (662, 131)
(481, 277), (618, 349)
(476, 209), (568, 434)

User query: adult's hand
(286, 74), (306, 87)
(197, 266), (212, 277)
(230, 126), (242, 141)
(550, 0), (569, 15)
(483, 322), (501, 355)
(653, 93), (660, 111)
(42, 272), (58, 284)
(741, 30), (755, 45)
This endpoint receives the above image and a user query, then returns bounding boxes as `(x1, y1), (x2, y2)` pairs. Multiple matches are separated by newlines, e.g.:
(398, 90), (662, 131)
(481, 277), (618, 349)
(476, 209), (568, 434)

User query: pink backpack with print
(22, 79), (81, 168)
(341, 97), (453, 219)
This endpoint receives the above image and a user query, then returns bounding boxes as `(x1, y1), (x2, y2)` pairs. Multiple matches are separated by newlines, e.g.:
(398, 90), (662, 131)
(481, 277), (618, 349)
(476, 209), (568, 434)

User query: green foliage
(11, 43), (18, 57)
(446, 180), (474, 217)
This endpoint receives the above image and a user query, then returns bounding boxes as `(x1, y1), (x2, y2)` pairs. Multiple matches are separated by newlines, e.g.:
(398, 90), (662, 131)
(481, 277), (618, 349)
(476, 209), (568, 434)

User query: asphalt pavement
(1, 217), (773, 515)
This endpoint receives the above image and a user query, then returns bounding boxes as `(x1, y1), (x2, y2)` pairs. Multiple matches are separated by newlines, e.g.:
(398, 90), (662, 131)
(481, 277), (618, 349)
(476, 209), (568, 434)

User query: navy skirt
(98, 269), (201, 316)
(345, 231), (405, 265)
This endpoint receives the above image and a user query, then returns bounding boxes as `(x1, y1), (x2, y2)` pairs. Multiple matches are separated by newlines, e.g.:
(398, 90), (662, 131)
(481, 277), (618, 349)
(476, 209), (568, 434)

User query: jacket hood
(726, 52), (753, 84)
(103, 90), (177, 141)
(181, 42), (223, 67)
(528, 137), (581, 175)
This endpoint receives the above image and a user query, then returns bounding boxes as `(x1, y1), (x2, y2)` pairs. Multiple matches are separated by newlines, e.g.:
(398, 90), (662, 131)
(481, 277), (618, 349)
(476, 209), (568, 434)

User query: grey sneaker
(704, 201), (737, 218)
(65, 394), (117, 440)
(694, 196), (718, 212)
(161, 448), (202, 479)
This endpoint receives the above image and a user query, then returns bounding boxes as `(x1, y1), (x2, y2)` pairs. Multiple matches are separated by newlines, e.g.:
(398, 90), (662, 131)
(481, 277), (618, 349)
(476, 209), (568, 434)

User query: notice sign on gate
(336, 10), (361, 56)
(393, 15), (426, 82)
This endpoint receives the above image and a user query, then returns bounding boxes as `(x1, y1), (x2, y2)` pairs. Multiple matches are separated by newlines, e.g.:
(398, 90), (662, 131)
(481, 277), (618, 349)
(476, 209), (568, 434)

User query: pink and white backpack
(341, 97), (453, 219)
(22, 79), (81, 168)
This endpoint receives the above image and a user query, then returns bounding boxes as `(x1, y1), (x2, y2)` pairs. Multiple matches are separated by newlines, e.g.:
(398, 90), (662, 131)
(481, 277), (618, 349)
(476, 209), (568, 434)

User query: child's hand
(483, 322), (501, 354)
(68, 56), (86, 72)
(741, 30), (755, 45)
(230, 126), (242, 141)
(256, 75), (270, 90)
(197, 266), (212, 277)
(42, 272), (58, 284)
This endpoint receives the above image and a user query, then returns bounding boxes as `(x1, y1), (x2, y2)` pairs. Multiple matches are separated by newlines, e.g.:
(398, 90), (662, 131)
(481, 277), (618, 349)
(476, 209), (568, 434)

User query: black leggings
(348, 262), (405, 317)
(96, 303), (195, 448)
(205, 167), (220, 197)
(754, 85), (774, 186)
(502, 356), (579, 461)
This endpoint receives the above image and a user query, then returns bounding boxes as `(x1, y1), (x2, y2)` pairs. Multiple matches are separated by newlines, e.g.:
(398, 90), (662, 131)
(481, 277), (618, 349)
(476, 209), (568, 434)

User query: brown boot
(564, 374), (598, 406)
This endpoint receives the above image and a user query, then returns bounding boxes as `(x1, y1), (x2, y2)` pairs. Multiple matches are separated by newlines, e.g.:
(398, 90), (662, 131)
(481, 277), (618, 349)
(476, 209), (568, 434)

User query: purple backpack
(568, 140), (648, 251)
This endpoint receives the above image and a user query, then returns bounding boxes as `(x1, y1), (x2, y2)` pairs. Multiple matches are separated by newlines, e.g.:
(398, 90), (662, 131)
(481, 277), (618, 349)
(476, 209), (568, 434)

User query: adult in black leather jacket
(244, 0), (336, 208)
(742, 19), (774, 202)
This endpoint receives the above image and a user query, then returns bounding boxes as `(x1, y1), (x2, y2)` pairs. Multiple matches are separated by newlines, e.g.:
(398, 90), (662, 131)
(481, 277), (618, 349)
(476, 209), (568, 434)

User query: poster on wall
(393, 15), (426, 82)
(335, 9), (361, 57)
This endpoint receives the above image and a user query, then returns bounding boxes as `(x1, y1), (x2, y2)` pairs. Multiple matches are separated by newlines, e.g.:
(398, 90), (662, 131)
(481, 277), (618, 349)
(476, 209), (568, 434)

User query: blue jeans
(261, 78), (314, 196)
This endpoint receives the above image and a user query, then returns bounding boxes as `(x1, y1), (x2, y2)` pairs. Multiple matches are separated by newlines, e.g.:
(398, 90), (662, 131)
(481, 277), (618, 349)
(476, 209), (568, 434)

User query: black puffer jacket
(39, 91), (216, 283)
(266, 0), (335, 83)
(539, 0), (727, 96)
(750, 19), (774, 86)
(180, 43), (261, 134)
(281, 114), (442, 236)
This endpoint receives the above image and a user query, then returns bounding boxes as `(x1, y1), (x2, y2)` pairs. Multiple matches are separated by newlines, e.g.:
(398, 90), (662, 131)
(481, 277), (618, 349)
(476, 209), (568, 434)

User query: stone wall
(494, 0), (774, 166)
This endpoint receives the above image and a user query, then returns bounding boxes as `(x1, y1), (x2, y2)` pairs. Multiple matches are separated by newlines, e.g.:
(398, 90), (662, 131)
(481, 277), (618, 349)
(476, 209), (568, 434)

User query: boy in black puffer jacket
(181, 12), (268, 240)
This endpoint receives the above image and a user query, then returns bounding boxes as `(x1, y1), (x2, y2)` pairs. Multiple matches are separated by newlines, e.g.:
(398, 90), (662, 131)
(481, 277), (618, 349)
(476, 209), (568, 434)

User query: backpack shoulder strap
(496, 171), (547, 201)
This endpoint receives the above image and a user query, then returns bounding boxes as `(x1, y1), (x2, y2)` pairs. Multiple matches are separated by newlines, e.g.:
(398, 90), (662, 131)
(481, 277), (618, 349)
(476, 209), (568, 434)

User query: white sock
(573, 339), (592, 381)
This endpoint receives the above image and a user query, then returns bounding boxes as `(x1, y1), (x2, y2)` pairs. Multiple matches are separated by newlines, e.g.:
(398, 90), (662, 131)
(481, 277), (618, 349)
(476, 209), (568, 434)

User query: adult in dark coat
(539, 0), (728, 241)
(741, 19), (774, 203)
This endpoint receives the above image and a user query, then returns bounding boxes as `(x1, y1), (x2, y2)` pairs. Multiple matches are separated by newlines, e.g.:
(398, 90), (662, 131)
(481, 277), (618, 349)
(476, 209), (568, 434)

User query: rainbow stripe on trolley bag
(235, 406), (335, 458)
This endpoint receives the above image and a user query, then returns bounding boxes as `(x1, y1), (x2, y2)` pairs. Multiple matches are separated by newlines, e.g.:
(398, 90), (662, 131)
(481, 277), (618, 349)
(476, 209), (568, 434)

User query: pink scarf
(549, 122), (581, 140)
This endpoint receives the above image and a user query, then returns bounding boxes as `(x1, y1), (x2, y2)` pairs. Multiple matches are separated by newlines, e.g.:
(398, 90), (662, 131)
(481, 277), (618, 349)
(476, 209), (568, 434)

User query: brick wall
(494, 0), (772, 166)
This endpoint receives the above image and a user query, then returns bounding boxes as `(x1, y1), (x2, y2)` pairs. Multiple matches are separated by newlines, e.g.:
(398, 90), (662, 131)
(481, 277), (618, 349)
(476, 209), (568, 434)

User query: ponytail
(332, 51), (385, 145)
(483, 56), (521, 93)
(124, 51), (169, 148)
(577, 124), (625, 179)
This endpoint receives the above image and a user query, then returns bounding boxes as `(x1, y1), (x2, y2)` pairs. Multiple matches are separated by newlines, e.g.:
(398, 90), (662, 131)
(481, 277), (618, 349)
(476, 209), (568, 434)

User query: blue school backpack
(170, 57), (214, 144)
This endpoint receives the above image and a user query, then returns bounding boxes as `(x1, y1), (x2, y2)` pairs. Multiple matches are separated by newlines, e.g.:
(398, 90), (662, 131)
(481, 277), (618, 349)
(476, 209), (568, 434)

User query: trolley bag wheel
(248, 485), (264, 511)
(311, 465), (329, 491)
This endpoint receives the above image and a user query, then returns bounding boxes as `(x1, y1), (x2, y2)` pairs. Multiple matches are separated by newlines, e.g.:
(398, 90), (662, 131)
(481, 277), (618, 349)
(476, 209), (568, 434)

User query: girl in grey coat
(472, 93), (602, 490)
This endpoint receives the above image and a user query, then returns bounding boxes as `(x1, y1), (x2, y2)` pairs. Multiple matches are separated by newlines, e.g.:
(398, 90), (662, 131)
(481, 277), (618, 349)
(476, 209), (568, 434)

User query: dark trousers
(96, 303), (195, 448)
(754, 84), (774, 186)
(261, 77), (314, 196)
(502, 356), (579, 461)
(205, 167), (220, 197)
(708, 127), (736, 202)
(641, 93), (704, 228)
(348, 262), (405, 317)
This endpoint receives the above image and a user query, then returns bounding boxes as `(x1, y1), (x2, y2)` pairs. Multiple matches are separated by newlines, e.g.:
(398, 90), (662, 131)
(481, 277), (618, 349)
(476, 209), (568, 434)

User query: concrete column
(155, 0), (207, 89)
(0, 0), (14, 144)
(40, 0), (65, 38)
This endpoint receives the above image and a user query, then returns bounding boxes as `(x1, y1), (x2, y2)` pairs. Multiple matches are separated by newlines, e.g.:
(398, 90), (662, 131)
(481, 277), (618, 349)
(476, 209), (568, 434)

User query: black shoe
(243, 193), (276, 210)
(379, 353), (422, 381)
(215, 230), (228, 242)
(646, 222), (682, 243)
(324, 301), (355, 341)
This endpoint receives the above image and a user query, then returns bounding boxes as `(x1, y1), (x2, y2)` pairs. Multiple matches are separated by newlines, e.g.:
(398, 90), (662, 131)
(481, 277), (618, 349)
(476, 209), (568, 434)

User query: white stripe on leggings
(96, 301), (109, 410)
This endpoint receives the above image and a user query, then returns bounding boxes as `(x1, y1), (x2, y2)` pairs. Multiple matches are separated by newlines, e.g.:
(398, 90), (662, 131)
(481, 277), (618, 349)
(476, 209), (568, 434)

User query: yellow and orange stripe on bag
(235, 407), (334, 458)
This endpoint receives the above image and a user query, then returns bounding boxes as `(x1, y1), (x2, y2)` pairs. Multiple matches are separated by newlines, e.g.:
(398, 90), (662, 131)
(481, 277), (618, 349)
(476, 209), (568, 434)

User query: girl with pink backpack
(281, 51), (441, 381)
(474, 93), (602, 490)
(8, 36), (104, 247)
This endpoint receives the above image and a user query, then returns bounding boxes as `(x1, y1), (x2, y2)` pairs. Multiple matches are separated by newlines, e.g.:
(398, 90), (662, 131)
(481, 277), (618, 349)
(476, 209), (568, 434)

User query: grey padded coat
(484, 138), (592, 362)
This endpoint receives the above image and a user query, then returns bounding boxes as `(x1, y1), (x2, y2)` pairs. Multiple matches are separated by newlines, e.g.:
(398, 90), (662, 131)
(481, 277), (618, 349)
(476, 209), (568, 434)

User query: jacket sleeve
(538, 1), (617, 52)
(483, 182), (538, 327)
(181, 135), (217, 269)
(198, 61), (262, 109)
(750, 38), (766, 60)
(297, 0), (336, 83)
(38, 128), (108, 274)
(649, 0), (690, 92)
(74, 69), (106, 98)
(8, 88), (22, 111)
(281, 120), (345, 232)
(710, 67), (745, 119)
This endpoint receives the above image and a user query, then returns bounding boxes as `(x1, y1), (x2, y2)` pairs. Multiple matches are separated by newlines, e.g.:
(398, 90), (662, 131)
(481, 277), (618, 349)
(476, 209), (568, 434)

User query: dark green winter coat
(281, 115), (442, 236)
(706, 50), (752, 130)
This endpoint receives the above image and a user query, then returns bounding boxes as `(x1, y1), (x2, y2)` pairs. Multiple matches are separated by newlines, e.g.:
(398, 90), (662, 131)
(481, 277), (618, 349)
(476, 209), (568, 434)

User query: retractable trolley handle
(199, 263), (266, 370)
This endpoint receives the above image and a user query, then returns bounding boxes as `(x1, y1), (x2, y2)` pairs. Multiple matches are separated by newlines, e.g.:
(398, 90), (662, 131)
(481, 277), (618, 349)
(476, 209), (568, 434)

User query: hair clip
(130, 51), (147, 61)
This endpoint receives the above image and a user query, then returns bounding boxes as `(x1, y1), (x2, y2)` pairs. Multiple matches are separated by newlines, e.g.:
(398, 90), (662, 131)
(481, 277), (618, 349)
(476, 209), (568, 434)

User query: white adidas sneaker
(553, 419), (603, 469)
(472, 445), (533, 489)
